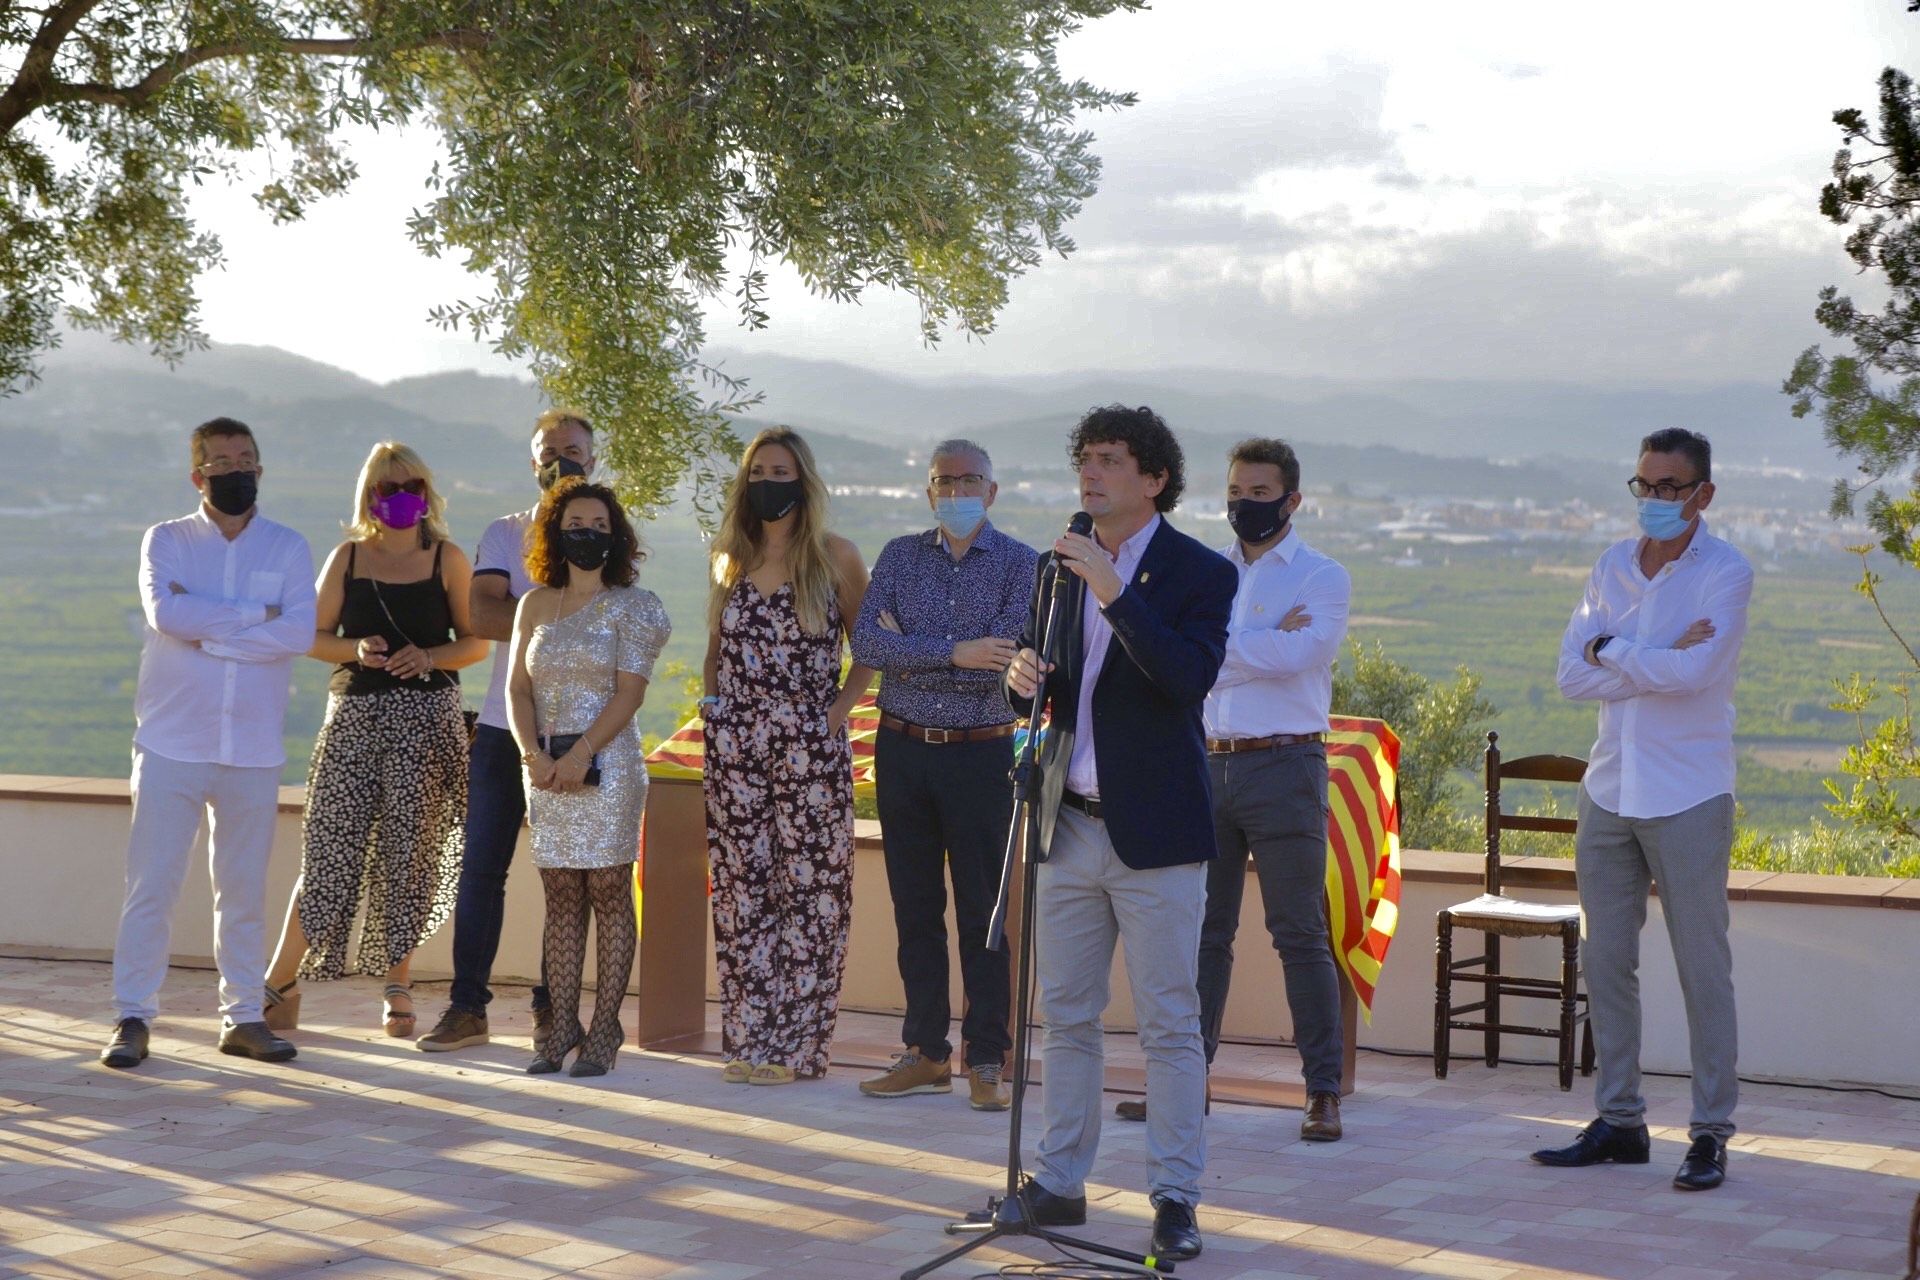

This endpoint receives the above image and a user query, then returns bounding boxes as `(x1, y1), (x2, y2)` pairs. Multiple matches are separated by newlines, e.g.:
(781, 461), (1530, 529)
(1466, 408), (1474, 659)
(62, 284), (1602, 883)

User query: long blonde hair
(345, 441), (452, 545)
(708, 427), (838, 635)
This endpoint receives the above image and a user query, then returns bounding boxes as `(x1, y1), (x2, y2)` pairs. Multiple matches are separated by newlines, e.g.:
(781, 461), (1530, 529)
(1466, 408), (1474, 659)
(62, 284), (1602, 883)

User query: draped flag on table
(644, 697), (1402, 1018)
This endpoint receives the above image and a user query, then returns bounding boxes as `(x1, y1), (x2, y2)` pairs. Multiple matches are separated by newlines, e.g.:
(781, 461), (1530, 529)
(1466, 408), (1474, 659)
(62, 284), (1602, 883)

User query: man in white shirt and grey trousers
(1534, 427), (1753, 1192)
(102, 419), (315, 1069)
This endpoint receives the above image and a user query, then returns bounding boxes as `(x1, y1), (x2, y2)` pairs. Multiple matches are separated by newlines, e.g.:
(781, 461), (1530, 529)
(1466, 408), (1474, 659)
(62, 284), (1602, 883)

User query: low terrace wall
(3, 773), (1914, 1089)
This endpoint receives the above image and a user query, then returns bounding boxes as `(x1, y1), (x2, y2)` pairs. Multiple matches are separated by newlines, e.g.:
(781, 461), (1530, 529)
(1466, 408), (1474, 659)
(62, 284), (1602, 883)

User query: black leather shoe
(1530, 1117), (1651, 1167)
(100, 1017), (149, 1069)
(967, 1177), (1088, 1228)
(1673, 1134), (1727, 1190)
(217, 1020), (297, 1063)
(1149, 1194), (1202, 1262)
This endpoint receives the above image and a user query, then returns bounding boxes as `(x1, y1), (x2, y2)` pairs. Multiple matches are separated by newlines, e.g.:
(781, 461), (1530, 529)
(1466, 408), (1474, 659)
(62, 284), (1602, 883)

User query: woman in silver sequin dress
(507, 479), (670, 1077)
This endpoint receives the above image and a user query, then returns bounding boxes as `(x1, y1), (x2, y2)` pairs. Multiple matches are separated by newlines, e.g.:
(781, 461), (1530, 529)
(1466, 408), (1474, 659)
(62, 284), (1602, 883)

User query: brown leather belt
(1061, 790), (1105, 821)
(879, 713), (1016, 745)
(1207, 732), (1326, 754)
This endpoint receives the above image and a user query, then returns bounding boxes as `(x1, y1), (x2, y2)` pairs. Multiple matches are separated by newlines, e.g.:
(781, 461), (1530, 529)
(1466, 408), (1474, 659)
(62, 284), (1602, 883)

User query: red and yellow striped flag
(645, 703), (1402, 1017)
(1325, 716), (1402, 1021)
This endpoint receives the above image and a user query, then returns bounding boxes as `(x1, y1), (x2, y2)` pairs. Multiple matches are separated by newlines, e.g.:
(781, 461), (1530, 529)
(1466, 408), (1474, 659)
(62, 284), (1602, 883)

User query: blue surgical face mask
(934, 495), (987, 540)
(1636, 497), (1692, 542)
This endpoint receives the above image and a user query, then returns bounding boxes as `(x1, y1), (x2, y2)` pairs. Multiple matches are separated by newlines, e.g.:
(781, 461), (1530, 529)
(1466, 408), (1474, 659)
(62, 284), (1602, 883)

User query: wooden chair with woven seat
(1433, 730), (1596, 1090)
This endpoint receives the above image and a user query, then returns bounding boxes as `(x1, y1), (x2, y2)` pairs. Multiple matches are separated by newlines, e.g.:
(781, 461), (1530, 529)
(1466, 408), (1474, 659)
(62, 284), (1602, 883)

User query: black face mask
(1226, 494), (1292, 545)
(747, 477), (804, 522)
(537, 456), (589, 491)
(204, 470), (258, 517)
(560, 527), (613, 571)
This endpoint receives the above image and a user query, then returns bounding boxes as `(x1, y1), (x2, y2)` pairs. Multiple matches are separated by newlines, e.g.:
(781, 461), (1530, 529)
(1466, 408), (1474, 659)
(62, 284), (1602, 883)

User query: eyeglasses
(929, 473), (987, 494)
(1626, 477), (1705, 501)
(373, 479), (428, 499)
(195, 460), (257, 476)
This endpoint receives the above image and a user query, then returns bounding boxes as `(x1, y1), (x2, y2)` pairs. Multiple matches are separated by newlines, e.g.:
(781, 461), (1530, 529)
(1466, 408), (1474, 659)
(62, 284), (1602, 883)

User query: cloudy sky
(186, 0), (1916, 386)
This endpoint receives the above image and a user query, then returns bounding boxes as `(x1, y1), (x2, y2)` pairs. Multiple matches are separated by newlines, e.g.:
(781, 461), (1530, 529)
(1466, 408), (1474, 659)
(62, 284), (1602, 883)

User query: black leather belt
(1207, 732), (1325, 754)
(1061, 790), (1105, 821)
(878, 713), (1016, 744)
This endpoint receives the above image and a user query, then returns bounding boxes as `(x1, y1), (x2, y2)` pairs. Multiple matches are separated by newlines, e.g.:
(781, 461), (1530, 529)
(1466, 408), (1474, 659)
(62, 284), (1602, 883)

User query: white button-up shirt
(1066, 514), (1160, 798)
(1205, 530), (1351, 738)
(1556, 520), (1753, 819)
(134, 508), (317, 768)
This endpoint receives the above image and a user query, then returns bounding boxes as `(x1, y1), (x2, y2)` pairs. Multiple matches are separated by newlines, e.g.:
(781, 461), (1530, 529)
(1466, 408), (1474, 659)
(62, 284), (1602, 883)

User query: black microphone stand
(901, 533), (1170, 1279)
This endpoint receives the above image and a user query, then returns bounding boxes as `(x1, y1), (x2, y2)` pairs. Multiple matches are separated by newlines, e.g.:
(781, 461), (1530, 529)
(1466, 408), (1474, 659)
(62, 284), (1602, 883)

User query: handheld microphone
(1051, 511), (1093, 600)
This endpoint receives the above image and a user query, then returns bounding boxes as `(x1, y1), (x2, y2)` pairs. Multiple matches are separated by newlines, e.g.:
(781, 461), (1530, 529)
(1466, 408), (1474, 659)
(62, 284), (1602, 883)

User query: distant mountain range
(0, 331), (1837, 488)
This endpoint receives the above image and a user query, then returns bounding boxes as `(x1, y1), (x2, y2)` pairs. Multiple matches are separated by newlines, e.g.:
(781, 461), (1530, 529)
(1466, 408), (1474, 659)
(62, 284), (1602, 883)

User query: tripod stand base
(898, 1190), (1173, 1279)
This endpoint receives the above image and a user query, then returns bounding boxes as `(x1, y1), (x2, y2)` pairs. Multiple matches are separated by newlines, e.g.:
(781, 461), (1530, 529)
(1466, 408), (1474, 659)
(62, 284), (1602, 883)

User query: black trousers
(873, 725), (1015, 1066)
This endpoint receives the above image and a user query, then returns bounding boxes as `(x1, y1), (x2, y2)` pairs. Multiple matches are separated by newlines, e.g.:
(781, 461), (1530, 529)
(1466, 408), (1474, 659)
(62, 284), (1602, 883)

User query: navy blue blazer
(1004, 518), (1236, 871)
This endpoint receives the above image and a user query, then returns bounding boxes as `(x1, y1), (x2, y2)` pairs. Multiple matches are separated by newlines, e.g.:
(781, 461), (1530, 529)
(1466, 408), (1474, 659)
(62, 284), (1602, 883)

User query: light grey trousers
(113, 748), (281, 1026)
(1034, 806), (1208, 1206)
(1575, 788), (1738, 1140)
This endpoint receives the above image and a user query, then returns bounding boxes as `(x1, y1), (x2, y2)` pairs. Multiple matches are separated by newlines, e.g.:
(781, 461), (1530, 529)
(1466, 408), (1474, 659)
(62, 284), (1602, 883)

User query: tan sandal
(263, 981), (300, 1032)
(747, 1063), (796, 1086)
(722, 1059), (751, 1085)
(382, 984), (415, 1039)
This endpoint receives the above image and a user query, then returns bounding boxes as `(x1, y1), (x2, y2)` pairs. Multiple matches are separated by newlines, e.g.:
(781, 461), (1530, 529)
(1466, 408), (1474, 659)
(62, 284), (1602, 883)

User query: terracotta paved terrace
(2, 956), (1915, 1280)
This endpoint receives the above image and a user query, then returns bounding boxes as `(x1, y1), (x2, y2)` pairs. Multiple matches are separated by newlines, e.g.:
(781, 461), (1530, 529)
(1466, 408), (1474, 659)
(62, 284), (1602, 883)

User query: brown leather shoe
(1301, 1090), (1342, 1142)
(1113, 1077), (1209, 1123)
(858, 1047), (951, 1098)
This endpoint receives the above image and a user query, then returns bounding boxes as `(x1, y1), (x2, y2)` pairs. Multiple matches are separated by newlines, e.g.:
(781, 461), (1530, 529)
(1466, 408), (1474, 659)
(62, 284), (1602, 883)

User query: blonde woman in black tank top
(261, 443), (489, 1037)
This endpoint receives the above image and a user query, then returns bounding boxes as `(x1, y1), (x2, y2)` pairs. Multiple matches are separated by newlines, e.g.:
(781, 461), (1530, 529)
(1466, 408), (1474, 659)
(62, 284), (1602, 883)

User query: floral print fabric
(704, 578), (855, 1077)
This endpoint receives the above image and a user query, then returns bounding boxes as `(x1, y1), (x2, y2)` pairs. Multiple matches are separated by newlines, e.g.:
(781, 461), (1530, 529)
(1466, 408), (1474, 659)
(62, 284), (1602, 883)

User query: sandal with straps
(382, 984), (415, 1039)
(747, 1063), (796, 1086)
(263, 980), (300, 1032)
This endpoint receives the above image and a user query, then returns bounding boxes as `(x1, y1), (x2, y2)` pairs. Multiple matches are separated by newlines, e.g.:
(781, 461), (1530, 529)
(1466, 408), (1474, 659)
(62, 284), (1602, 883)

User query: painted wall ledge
(5, 771), (1912, 911)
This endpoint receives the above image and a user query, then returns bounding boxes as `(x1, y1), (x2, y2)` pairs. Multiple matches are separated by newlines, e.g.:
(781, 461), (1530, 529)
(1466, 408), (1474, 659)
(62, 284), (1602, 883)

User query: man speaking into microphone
(1003, 405), (1236, 1263)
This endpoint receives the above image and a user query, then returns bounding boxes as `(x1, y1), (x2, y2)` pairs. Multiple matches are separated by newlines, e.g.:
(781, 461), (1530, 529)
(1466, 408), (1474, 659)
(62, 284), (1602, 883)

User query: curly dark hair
(1068, 404), (1186, 512)
(526, 479), (643, 588)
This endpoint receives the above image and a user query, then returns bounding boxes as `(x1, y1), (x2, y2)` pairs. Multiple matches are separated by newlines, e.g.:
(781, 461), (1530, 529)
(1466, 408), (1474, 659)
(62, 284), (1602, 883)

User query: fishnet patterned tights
(538, 866), (635, 1069)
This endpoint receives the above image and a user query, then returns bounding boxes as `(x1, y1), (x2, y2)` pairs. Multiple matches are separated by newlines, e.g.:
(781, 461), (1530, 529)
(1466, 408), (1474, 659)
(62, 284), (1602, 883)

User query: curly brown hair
(525, 479), (643, 588)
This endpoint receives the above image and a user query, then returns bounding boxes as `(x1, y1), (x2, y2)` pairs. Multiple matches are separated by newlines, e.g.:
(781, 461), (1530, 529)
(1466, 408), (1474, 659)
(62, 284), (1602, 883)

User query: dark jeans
(873, 725), (1014, 1066)
(449, 724), (547, 1014)
(1198, 742), (1343, 1095)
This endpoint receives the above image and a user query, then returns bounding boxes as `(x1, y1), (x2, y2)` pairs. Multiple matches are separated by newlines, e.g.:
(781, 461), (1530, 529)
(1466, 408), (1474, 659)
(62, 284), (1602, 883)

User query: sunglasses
(373, 479), (428, 499)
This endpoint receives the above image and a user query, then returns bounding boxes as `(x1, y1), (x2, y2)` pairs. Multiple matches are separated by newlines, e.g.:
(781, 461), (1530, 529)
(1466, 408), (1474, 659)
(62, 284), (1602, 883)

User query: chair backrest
(1483, 730), (1586, 896)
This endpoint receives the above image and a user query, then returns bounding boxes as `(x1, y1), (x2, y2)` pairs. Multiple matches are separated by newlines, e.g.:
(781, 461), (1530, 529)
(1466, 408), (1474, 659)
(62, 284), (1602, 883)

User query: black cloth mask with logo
(1226, 494), (1293, 545)
(538, 456), (589, 491)
(747, 478), (804, 522)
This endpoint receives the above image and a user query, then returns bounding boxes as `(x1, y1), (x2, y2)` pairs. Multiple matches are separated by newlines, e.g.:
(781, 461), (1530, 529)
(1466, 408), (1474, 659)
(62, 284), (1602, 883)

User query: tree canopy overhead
(0, 0), (1142, 507)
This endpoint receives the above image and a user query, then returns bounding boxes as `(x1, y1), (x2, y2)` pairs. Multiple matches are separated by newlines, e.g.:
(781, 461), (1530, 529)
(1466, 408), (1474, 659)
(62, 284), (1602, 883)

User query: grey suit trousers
(1575, 787), (1738, 1140)
(1034, 806), (1208, 1206)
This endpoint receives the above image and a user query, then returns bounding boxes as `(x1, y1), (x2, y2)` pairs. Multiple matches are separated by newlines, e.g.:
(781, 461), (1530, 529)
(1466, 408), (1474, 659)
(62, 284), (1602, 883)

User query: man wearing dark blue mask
(851, 439), (1038, 1111)
(416, 409), (594, 1053)
(1537, 427), (1753, 1192)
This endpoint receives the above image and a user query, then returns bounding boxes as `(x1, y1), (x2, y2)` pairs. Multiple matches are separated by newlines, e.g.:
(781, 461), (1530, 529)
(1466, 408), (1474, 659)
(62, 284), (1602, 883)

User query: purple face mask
(371, 490), (429, 530)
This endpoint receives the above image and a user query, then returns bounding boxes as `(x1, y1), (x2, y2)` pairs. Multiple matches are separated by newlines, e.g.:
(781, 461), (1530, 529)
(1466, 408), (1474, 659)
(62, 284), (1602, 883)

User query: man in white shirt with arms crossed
(103, 418), (316, 1069)
(1533, 427), (1753, 1192)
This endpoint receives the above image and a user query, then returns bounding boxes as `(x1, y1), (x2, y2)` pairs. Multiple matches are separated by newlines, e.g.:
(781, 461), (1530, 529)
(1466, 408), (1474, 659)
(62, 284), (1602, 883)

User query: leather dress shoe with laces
(1672, 1134), (1727, 1190)
(1148, 1194), (1202, 1262)
(218, 1020), (297, 1063)
(100, 1017), (149, 1069)
(1530, 1117), (1650, 1167)
(1301, 1090), (1343, 1142)
(966, 1177), (1087, 1228)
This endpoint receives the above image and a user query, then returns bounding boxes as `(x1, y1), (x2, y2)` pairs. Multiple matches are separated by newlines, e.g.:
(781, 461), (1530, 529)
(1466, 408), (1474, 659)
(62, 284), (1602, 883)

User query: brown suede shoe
(967, 1062), (1010, 1111)
(858, 1047), (951, 1098)
(1301, 1090), (1343, 1142)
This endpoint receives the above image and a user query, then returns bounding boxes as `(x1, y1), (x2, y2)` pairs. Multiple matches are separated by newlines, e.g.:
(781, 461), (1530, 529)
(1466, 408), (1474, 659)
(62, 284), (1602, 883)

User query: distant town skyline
(180, 1), (1914, 387)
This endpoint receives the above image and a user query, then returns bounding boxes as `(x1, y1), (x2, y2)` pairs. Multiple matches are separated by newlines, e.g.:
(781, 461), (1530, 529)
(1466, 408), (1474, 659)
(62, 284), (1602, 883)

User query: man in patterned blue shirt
(852, 439), (1039, 1111)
